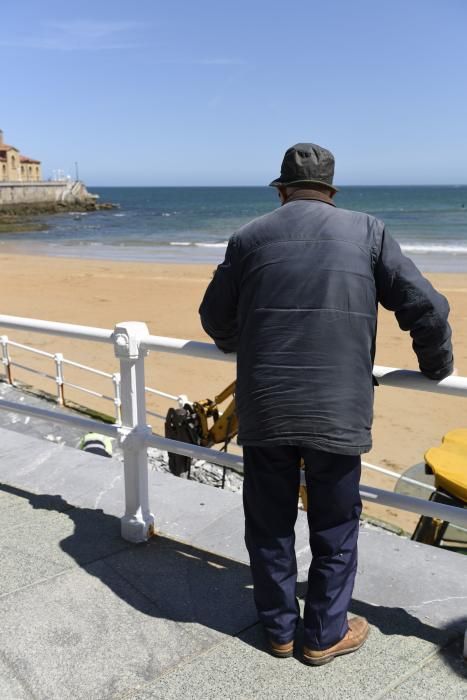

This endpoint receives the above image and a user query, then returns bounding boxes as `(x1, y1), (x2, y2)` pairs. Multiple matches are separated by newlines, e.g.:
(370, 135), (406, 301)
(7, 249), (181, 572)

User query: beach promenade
(0, 411), (466, 699)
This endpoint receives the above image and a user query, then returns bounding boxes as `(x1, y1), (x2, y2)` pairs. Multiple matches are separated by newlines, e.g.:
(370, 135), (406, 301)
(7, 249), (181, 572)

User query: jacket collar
(283, 188), (336, 207)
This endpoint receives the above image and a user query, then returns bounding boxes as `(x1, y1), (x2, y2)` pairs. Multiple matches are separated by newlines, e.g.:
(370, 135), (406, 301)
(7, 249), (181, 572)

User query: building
(0, 129), (42, 182)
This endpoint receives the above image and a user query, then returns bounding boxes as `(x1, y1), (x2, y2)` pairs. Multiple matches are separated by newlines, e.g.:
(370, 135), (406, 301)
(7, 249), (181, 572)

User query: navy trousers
(243, 445), (362, 650)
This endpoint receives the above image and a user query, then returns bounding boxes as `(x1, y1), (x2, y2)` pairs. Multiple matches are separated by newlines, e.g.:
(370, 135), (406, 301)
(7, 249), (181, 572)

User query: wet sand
(1, 253), (466, 533)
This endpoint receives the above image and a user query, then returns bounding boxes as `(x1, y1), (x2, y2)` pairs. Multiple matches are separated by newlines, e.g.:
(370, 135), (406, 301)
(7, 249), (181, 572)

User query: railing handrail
(373, 365), (467, 398)
(361, 460), (434, 493)
(6, 340), (55, 359)
(0, 314), (114, 343)
(0, 397), (118, 437)
(2, 314), (466, 397)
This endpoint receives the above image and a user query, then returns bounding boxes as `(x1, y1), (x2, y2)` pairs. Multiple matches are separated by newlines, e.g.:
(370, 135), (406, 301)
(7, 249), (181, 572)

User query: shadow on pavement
(0, 481), (256, 638)
(2, 480), (465, 678)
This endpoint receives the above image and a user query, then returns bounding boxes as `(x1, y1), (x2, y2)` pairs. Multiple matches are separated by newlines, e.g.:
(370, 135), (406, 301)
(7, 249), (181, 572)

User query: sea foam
(401, 244), (467, 254)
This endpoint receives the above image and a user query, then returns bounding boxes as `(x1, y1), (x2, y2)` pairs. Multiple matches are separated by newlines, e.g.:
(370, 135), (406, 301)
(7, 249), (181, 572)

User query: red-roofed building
(0, 129), (42, 182)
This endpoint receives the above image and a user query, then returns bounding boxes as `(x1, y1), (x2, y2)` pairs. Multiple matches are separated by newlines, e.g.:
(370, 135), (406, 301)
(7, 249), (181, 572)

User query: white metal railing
(0, 335), (442, 496)
(0, 335), (454, 497)
(0, 313), (466, 544)
(361, 460), (434, 492)
(1, 334), (186, 425)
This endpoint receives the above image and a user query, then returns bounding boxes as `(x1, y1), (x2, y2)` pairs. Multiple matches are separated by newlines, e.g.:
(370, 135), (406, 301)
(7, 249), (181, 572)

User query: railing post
(1, 335), (13, 384)
(113, 322), (155, 543)
(112, 372), (122, 424)
(54, 353), (65, 405)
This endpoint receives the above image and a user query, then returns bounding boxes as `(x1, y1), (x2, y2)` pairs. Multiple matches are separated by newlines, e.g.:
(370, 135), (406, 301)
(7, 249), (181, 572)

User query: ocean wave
(169, 241), (228, 248)
(170, 241), (467, 254)
(401, 244), (467, 254)
(195, 242), (228, 248)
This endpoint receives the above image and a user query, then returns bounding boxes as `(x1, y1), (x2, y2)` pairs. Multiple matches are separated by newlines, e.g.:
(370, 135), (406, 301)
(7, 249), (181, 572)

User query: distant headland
(0, 129), (116, 226)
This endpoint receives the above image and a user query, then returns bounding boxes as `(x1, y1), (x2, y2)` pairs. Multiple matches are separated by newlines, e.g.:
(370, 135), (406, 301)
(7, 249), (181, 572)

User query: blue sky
(2, 0), (467, 185)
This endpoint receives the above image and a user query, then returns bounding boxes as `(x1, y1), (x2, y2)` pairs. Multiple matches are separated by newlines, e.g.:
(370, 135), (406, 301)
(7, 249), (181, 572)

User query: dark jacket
(199, 198), (453, 455)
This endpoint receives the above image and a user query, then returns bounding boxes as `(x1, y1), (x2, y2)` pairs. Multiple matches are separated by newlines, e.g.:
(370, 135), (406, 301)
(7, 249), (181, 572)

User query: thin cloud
(0, 19), (146, 51)
(45, 19), (143, 38)
(195, 58), (246, 66)
(155, 57), (246, 66)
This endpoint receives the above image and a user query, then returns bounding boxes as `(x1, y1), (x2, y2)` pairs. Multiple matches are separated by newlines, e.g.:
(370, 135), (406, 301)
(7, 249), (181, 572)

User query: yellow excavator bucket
(424, 429), (467, 504)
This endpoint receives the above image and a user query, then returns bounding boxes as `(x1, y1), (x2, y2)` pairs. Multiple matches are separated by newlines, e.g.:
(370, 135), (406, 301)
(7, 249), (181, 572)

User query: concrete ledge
(0, 180), (98, 210)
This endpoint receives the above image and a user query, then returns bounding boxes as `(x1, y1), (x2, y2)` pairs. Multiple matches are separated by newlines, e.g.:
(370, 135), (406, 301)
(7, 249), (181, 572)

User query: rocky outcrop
(0, 200), (115, 216)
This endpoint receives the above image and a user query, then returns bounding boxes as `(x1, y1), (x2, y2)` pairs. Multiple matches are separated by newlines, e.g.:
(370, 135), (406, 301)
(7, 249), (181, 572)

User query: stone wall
(0, 181), (95, 208)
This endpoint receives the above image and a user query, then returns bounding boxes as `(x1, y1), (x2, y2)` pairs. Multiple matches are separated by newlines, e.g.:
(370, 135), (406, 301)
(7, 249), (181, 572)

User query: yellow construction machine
(165, 382), (466, 550)
(165, 381), (237, 478)
(410, 429), (467, 549)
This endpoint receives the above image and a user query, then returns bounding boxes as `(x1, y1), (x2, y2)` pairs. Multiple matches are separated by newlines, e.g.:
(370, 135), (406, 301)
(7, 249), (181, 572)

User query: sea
(1, 186), (467, 271)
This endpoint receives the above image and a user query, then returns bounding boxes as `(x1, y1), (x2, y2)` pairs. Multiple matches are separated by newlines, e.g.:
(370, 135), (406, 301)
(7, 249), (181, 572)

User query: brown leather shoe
(268, 638), (294, 658)
(303, 616), (369, 666)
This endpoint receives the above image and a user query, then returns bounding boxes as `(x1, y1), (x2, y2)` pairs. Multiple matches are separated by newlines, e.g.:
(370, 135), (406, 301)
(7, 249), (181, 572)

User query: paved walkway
(0, 421), (465, 699)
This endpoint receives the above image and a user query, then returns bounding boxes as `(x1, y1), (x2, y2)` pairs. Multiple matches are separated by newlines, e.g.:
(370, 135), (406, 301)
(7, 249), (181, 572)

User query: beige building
(0, 129), (42, 182)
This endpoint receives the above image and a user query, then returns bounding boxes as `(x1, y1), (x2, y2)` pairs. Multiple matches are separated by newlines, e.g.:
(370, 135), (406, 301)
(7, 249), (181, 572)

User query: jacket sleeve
(199, 236), (240, 353)
(375, 229), (454, 380)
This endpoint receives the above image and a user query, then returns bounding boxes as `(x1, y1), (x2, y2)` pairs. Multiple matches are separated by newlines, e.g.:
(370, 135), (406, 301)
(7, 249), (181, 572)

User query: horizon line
(87, 183), (467, 189)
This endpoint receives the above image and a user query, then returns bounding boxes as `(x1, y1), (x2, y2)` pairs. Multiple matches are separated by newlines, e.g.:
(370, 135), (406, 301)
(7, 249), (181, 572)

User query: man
(199, 143), (453, 665)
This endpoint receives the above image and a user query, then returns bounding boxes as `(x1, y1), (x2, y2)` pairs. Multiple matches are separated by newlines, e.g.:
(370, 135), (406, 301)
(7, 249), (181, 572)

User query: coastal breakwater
(0, 180), (106, 214)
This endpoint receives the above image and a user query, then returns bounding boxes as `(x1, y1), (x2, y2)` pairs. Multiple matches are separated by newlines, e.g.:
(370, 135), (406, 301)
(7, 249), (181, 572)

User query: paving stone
(125, 615), (453, 700)
(0, 427), (124, 512)
(354, 528), (467, 633)
(0, 657), (32, 700)
(102, 535), (256, 636)
(147, 468), (243, 543)
(0, 562), (229, 700)
(0, 482), (130, 596)
(0, 483), (72, 514)
(383, 638), (467, 699)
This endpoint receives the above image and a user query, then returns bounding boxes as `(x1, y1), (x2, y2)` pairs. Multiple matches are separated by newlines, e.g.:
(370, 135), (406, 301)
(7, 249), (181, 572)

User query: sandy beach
(1, 252), (466, 533)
